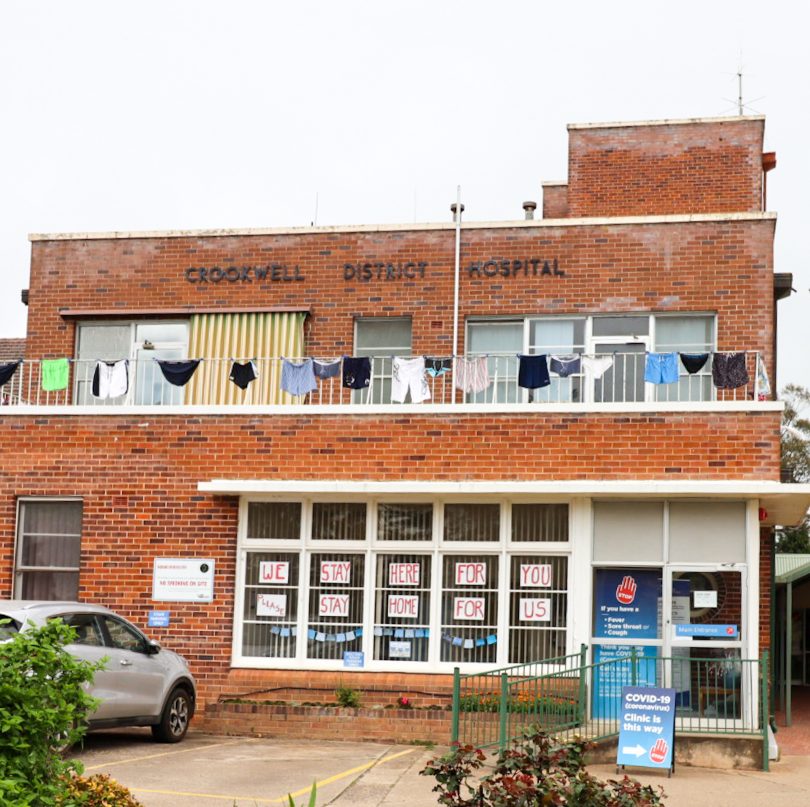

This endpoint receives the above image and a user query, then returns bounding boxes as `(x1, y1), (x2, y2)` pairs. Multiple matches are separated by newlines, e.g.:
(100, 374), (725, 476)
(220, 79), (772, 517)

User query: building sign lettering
(467, 258), (564, 278)
(343, 262), (428, 282)
(185, 265), (304, 283)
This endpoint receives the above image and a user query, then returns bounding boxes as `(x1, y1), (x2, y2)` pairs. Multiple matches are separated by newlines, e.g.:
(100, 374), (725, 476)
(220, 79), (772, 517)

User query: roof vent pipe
(523, 201), (537, 220)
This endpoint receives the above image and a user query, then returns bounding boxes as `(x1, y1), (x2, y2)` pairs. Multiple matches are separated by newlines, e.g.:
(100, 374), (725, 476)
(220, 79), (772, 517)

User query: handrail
(0, 351), (765, 408)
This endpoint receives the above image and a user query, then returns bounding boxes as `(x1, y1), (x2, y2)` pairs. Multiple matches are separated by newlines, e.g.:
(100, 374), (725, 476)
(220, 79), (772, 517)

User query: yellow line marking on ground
(83, 738), (252, 771)
(128, 747), (417, 804)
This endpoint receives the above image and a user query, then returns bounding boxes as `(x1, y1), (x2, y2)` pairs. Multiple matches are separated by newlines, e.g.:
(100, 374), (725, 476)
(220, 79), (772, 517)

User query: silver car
(0, 601), (196, 742)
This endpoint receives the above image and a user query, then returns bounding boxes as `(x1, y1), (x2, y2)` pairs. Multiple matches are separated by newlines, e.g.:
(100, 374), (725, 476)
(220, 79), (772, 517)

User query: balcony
(0, 352), (770, 412)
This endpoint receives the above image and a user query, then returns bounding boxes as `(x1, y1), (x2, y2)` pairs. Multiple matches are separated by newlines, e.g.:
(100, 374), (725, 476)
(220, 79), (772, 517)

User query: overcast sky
(1, 1), (807, 388)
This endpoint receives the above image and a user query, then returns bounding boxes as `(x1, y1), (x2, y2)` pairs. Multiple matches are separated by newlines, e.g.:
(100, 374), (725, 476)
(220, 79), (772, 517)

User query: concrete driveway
(72, 730), (810, 807)
(72, 730), (441, 806)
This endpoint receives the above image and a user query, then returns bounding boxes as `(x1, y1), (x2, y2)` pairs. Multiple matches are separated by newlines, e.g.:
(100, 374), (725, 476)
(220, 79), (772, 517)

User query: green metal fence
(452, 646), (770, 770)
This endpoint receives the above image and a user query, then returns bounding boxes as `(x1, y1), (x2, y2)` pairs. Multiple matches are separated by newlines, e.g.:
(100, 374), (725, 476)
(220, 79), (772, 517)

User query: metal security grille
(311, 503), (367, 541)
(373, 553), (431, 661)
(511, 504), (569, 542)
(508, 555), (568, 663)
(444, 503), (500, 542)
(241, 552), (299, 658)
(377, 503), (433, 541)
(307, 552), (365, 660)
(247, 502), (302, 540)
(441, 554), (499, 664)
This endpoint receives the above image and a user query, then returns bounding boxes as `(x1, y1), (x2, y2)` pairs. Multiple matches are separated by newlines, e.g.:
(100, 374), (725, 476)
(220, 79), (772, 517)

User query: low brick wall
(200, 701), (453, 744)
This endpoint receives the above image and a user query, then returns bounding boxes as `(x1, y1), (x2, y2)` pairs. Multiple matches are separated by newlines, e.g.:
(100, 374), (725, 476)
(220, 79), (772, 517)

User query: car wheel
(152, 687), (191, 743)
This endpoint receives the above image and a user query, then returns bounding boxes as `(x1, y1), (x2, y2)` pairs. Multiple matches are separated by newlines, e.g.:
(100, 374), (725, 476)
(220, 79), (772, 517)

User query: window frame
(233, 496), (572, 672)
(13, 497), (83, 601)
(465, 313), (717, 404)
(73, 319), (189, 405)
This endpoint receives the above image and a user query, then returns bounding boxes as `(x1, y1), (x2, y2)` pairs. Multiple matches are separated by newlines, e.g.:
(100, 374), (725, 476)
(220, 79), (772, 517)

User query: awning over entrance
(198, 479), (810, 527)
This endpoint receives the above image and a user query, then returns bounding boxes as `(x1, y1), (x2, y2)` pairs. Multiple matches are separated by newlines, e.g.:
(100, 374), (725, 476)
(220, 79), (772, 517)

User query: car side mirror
(146, 640), (161, 654)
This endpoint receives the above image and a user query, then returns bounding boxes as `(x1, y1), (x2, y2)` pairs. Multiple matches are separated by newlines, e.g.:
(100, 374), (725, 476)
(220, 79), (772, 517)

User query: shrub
(421, 729), (665, 807)
(335, 685), (361, 708)
(0, 618), (105, 805)
(56, 773), (144, 806)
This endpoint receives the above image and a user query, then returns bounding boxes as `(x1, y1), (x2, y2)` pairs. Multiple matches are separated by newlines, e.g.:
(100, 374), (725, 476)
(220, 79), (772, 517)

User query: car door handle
(120, 659), (133, 666)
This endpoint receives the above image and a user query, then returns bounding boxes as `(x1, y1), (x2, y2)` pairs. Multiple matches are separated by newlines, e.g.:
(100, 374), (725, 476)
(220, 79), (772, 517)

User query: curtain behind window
(186, 312), (306, 404)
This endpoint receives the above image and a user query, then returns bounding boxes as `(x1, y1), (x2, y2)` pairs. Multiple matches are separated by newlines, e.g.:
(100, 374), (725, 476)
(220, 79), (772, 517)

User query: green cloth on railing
(41, 358), (69, 391)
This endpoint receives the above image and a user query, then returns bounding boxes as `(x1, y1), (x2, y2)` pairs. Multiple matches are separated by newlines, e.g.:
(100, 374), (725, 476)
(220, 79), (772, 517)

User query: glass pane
(247, 503), (301, 540)
(242, 552), (299, 658)
(311, 503), (367, 541)
(592, 568), (662, 641)
(19, 571), (79, 600)
(592, 316), (649, 337)
(22, 501), (83, 536)
(355, 319), (412, 352)
(135, 348), (185, 405)
(441, 554), (499, 663)
(307, 553), (365, 660)
(20, 534), (81, 568)
(64, 614), (104, 646)
(105, 617), (146, 652)
(135, 322), (188, 344)
(655, 316), (713, 352)
(444, 504), (500, 542)
(373, 553), (431, 662)
(529, 319), (585, 352)
(77, 324), (132, 360)
(377, 504), (433, 541)
(592, 343), (645, 403)
(511, 504), (568, 542)
(508, 555), (568, 663)
(466, 323), (522, 404)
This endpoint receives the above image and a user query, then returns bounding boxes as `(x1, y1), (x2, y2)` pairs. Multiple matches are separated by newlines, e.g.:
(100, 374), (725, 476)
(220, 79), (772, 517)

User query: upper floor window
(466, 314), (715, 404)
(75, 321), (188, 405)
(354, 318), (412, 403)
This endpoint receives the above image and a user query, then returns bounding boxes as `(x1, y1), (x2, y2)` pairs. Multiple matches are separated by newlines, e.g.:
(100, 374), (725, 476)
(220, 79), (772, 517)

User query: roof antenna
(721, 53), (765, 116)
(311, 192), (319, 227)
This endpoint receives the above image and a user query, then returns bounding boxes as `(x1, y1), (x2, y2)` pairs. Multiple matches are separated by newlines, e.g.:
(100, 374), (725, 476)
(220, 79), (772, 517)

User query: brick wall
(0, 409), (781, 704)
(542, 184), (569, 218)
(25, 218), (776, 386)
(566, 118), (765, 217)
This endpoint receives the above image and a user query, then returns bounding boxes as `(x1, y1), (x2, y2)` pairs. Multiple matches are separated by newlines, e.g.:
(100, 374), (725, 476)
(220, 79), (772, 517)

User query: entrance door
(664, 567), (747, 721)
(587, 316), (650, 403)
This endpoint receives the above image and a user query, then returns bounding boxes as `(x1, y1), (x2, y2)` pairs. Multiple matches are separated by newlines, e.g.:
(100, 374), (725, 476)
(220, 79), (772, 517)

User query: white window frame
(232, 496), (572, 673)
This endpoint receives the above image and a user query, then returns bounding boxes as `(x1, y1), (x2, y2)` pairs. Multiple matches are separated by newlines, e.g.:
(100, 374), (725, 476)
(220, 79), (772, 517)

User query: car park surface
(73, 730), (439, 806)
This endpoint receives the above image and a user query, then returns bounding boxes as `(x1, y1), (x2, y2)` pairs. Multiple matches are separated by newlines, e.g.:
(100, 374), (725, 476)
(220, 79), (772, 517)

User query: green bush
(0, 618), (105, 805)
(56, 773), (143, 806)
(334, 685), (361, 708)
(458, 691), (579, 718)
(421, 729), (665, 807)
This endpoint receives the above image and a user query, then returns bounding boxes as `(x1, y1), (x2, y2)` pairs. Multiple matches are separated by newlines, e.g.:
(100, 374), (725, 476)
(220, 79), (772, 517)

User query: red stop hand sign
(615, 575), (637, 605)
(649, 738), (668, 764)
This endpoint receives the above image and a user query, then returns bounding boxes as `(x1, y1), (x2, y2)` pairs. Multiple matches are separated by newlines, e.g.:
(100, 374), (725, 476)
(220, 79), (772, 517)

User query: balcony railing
(0, 352), (764, 409)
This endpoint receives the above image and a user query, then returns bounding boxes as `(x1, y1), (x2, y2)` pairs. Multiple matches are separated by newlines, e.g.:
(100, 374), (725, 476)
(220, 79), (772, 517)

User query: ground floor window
(14, 499), (83, 600)
(235, 499), (570, 670)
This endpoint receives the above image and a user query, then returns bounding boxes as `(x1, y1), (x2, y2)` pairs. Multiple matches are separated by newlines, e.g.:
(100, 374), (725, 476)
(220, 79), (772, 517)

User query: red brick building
(2, 115), (808, 724)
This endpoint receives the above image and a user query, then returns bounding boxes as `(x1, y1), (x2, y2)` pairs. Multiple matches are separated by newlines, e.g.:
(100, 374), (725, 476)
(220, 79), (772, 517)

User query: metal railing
(452, 647), (770, 770)
(0, 351), (763, 408)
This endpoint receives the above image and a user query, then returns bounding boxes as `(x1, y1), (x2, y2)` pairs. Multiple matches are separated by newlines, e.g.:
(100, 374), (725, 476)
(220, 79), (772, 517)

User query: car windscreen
(0, 615), (21, 640)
